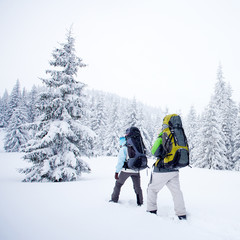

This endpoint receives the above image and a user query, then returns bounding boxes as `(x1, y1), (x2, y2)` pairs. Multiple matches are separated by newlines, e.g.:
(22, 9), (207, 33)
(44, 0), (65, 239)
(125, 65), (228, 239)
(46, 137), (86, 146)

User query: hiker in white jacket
(110, 136), (143, 206)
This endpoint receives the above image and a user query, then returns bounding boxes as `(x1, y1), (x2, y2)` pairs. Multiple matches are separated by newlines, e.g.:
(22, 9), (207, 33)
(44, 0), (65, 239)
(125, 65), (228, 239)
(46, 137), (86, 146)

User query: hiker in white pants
(147, 171), (186, 218)
(147, 131), (187, 220)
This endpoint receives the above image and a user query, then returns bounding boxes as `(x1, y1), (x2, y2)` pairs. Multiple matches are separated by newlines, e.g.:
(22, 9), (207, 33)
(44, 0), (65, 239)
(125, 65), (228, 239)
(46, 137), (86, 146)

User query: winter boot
(149, 210), (157, 214)
(178, 215), (187, 220)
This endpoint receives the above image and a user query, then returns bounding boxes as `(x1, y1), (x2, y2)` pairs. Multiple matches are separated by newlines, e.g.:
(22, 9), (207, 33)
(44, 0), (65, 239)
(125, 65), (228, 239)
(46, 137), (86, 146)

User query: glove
(115, 172), (119, 180)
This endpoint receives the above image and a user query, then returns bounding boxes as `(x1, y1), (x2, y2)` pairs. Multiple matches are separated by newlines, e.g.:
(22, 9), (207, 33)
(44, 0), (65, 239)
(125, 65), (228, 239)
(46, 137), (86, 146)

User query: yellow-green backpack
(157, 114), (189, 169)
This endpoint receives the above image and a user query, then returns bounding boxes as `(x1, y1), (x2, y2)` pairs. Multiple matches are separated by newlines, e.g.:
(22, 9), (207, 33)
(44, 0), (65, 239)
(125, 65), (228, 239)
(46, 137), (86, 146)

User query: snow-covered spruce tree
(185, 106), (198, 165)
(4, 102), (29, 152)
(28, 85), (39, 123)
(104, 99), (121, 156)
(213, 64), (237, 169)
(222, 83), (237, 169)
(232, 110), (240, 171)
(0, 90), (9, 128)
(198, 99), (228, 170)
(126, 97), (138, 127)
(91, 94), (107, 156)
(21, 29), (94, 182)
(21, 88), (29, 117)
(191, 110), (207, 168)
(8, 79), (22, 123)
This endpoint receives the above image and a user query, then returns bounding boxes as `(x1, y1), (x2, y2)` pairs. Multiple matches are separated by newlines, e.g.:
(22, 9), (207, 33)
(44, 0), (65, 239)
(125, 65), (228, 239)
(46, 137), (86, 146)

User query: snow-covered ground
(0, 129), (240, 240)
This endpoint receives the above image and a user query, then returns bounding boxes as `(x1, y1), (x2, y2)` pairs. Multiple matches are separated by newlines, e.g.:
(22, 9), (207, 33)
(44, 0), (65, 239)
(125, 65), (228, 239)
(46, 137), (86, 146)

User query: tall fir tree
(7, 79), (21, 125)
(126, 97), (138, 127)
(4, 102), (29, 152)
(195, 99), (228, 169)
(232, 110), (240, 171)
(212, 64), (237, 169)
(0, 90), (9, 128)
(28, 85), (38, 123)
(104, 99), (121, 156)
(222, 84), (237, 169)
(21, 29), (94, 182)
(185, 106), (198, 165)
(91, 94), (107, 156)
(191, 109), (208, 168)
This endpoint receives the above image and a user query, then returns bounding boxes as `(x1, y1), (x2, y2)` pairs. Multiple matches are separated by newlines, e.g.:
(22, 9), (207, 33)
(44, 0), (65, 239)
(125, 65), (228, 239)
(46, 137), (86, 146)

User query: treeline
(0, 29), (239, 182)
(184, 65), (240, 171)
(0, 80), (163, 155)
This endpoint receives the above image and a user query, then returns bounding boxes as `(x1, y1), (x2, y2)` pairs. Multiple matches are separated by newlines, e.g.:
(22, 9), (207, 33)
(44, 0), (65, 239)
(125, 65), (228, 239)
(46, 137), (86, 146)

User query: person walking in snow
(110, 136), (143, 206)
(147, 128), (187, 220)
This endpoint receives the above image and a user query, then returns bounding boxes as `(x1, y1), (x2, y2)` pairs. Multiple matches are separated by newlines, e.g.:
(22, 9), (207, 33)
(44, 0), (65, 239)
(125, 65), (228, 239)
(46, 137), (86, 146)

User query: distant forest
(0, 30), (239, 182)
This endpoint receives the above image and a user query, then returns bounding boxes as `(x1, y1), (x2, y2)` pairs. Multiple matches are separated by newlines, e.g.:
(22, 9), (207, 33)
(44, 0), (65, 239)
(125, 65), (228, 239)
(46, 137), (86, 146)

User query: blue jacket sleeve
(115, 146), (127, 173)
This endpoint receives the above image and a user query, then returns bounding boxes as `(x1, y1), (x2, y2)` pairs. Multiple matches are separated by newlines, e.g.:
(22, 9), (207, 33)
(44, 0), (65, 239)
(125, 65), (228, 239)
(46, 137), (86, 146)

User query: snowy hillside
(0, 129), (240, 240)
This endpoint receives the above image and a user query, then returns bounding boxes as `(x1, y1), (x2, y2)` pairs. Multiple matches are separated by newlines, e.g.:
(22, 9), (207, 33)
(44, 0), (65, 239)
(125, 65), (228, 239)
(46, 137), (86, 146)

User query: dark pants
(111, 171), (143, 205)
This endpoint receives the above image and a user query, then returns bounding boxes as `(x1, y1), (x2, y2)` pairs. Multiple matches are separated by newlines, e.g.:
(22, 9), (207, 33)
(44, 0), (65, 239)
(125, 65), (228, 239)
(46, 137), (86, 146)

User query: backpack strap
(154, 158), (164, 170)
(139, 136), (146, 154)
(123, 144), (129, 170)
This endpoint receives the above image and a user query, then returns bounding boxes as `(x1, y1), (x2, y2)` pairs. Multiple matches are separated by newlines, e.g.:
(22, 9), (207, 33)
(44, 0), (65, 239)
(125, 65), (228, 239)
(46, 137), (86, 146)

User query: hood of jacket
(119, 137), (126, 147)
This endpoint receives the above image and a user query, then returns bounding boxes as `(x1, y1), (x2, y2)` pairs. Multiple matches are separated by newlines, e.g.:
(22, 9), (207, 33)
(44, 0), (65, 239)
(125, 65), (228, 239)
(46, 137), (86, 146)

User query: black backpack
(124, 127), (148, 171)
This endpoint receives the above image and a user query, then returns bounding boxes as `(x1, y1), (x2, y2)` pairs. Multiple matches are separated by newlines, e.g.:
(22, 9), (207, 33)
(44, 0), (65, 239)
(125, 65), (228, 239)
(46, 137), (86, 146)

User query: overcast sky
(1, 0), (240, 115)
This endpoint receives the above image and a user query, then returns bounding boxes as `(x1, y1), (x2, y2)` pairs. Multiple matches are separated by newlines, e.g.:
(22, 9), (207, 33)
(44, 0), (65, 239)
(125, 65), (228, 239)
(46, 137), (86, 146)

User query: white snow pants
(147, 171), (186, 216)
